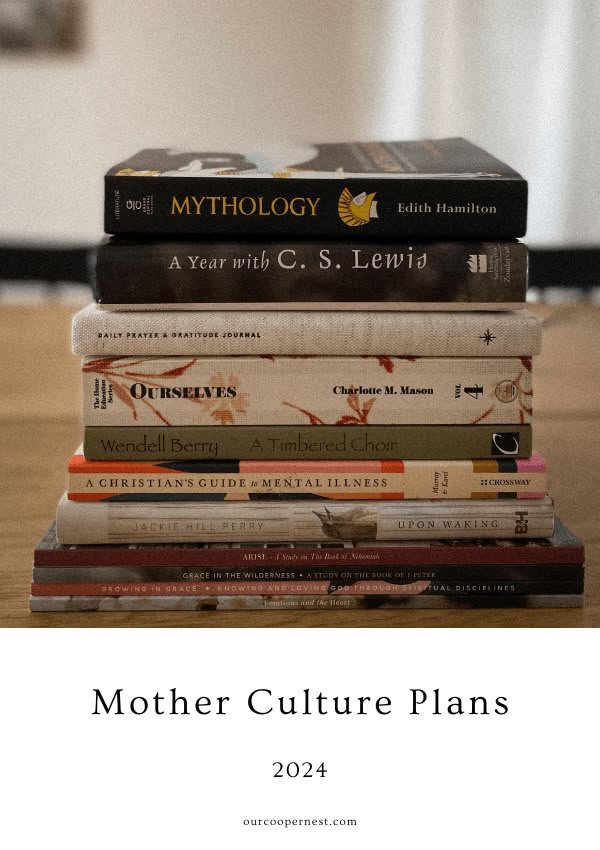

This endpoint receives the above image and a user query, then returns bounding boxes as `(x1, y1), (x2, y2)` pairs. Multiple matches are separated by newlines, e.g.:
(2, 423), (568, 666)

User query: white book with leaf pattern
(81, 355), (533, 427)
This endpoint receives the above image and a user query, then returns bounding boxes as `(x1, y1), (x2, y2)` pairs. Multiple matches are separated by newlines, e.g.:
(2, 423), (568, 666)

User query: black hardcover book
(32, 565), (586, 585)
(104, 139), (527, 238)
(30, 580), (584, 597)
(29, 594), (584, 611)
(93, 238), (527, 309)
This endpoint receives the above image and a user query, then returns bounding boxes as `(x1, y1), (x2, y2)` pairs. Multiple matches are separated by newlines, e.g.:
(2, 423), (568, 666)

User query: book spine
(93, 240), (528, 309)
(35, 517), (582, 567)
(83, 424), (533, 461)
(67, 454), (547, 501)
(32, 563), (585, 584)
(30, 594), (584, 611)
(104, 175), (527, 239)
(82, 355), (533, 427)
(31, 580), (582, 597)
(73, 306), (541, 357)
(55, 494), (554, 545)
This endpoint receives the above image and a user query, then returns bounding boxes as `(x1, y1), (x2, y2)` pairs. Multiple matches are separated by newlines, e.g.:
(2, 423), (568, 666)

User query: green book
(84, 424), (532, 461)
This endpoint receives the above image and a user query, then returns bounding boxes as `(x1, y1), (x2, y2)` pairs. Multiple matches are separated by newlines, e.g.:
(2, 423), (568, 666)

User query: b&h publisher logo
(467, 254), (488, 273)
(338, 188), (378, 226)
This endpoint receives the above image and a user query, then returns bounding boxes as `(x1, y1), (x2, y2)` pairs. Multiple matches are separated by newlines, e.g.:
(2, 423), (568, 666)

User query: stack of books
(30, 139), (585, 611)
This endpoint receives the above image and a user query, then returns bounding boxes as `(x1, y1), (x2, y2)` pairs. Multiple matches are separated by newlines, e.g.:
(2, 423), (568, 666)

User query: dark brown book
(93, 238), (528, 309)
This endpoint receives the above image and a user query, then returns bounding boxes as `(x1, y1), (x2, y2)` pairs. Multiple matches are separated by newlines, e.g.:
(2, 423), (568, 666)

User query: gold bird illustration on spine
(338, 187), (378, 226)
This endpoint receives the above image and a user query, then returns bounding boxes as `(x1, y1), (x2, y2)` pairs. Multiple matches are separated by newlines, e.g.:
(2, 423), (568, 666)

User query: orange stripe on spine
(472, 460), (499, 473)
(380, 461), (405, 473)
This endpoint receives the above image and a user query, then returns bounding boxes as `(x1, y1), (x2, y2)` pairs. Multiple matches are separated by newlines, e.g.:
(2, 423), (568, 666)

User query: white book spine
(55, 494), (555, 545)
(81, 355), (534, 427)
(72, 305), (542, 357)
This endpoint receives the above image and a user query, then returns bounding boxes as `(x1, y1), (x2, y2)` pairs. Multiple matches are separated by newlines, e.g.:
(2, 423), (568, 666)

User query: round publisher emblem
(495, 380), (519, 403)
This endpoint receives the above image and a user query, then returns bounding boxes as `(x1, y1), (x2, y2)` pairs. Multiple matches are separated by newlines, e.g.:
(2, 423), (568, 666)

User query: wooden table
(1, 303), (598, 628)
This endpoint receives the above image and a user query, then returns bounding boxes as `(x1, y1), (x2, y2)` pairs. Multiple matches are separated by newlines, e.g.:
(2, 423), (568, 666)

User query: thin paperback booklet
(29, 593), (583, 611)
(104, 138), (527, 238)
(31, 580), (581, 599)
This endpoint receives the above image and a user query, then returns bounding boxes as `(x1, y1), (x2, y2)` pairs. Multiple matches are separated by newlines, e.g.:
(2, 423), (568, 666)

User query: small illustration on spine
(105, 140), (527, 238)
(81, 355), (533, 427)
(55, 494), (555, 545)
(72, 304), (541, 356)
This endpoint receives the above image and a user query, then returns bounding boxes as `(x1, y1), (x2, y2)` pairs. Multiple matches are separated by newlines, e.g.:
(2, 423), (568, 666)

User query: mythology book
(105, 139), (527, 238)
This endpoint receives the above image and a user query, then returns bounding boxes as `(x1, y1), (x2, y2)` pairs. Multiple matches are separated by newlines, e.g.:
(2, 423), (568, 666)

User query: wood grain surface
(1, 303), (598, 628)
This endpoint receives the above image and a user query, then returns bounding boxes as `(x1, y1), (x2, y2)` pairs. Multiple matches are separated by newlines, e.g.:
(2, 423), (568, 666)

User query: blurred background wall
(0, 0), (598, 247)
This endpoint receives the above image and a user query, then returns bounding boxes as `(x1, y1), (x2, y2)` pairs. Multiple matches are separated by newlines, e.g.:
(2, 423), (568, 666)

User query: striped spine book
(67, 448), (547, 501)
